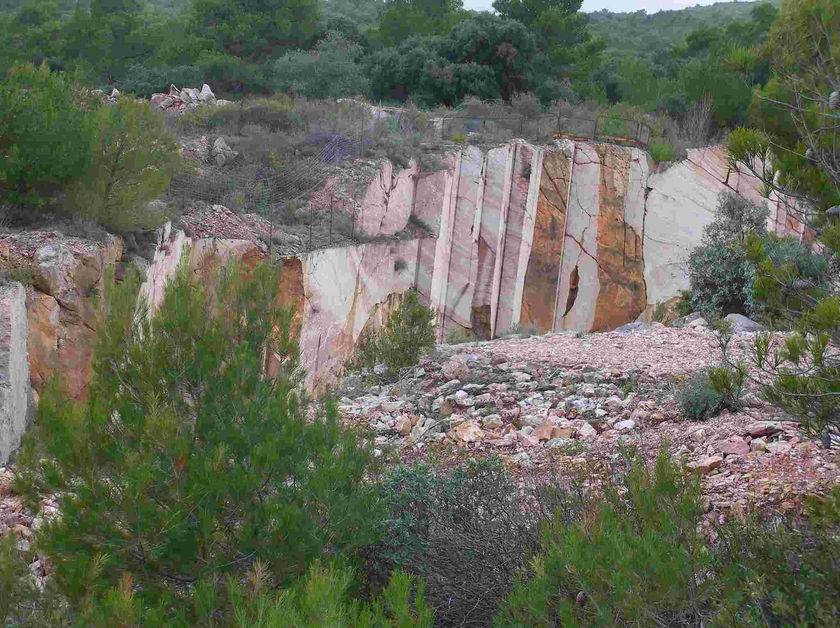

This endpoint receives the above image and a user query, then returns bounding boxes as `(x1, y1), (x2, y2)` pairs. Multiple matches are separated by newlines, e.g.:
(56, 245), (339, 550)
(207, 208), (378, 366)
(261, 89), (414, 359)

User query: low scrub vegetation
(353, 291), (436, 377)
(678, 363), (747, 421)
(499, 452), (840, 626)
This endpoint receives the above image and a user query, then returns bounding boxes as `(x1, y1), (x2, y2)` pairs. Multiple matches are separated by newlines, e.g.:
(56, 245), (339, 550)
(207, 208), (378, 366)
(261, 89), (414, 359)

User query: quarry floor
(340, 324), (840, 531)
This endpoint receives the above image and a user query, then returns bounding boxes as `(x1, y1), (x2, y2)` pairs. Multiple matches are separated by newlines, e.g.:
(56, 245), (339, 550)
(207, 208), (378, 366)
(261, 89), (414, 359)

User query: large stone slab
(554, 142), (602, 332)
(494, 141), (542, 335)
(0, 283), (29, 464)
(441, 146), (484, 335)
(298, 239), (419, 389)
(356, 161), (418, 238)
(472, 145), (513, 338)
(591, 144), (647, 331)
(521, 145), (571, 332)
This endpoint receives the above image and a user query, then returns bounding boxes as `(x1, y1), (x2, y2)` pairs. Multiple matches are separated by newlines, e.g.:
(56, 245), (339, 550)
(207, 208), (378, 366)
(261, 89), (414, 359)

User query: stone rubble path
(339, 324), (839, 523)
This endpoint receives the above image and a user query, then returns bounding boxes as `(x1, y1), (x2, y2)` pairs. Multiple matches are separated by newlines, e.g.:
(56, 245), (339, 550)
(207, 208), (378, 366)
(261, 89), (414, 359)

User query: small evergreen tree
(726, 0), (839, 435)
(18, 261), (382, 623)
(354, 290), (436, 376)
(498, 452), (717, 626)
(0, 63), (94, 206)
(64, 97), (181, 232)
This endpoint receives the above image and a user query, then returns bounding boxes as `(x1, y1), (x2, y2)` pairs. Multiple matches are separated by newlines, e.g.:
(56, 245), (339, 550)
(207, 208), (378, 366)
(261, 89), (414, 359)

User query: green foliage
(0, 64), (94, 205)
(187, 0), (320, 62)
(354, 290), (435, 375)
(64, 97), (181, 232)
(685, 192), (769, 316)
(228, 562), (433, 627)
(367, 14), (539, 106)
(372, 459), (565, 626)
(588, 1), (779, 58)
(376, 0), (465, 47)
(678, 57), (753, 126)
(498, 451), (840, 627)
(0, 533), (79, 626)
(274, 32), (370, 99)
(498, 451), (716, 626)
(724, 0), (839, 435)
(445, 327), (476, 345)
(118, 64), (203, 98)
(18, 260), (381, 622)
(678, 363), (747, 421)
(715, 487), (840, 626)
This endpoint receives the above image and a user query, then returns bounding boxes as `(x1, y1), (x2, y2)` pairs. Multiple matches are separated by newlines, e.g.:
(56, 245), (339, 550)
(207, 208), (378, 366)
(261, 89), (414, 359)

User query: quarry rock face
(139, 211), (419, 391)
(403, 141), (803, 338)
(0, 232), (123, 400)
(0, 283), (30, 465)
(0, 139), (808, 461)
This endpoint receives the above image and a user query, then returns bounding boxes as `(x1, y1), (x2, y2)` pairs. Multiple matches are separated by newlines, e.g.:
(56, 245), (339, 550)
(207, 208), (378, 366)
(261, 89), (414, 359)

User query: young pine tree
(18, 261), (382, 623)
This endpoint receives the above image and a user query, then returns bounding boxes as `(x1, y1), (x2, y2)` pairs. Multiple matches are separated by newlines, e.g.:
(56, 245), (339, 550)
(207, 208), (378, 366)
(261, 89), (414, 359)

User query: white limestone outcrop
(0, 283), (30, 464)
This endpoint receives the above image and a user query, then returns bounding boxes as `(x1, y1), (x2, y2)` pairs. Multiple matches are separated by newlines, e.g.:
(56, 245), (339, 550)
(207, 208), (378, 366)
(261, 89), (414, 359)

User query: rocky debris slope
(339, 324), (838, 520)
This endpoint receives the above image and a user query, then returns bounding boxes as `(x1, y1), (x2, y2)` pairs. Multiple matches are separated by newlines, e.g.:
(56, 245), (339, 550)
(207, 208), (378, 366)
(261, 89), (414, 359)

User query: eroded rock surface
(0, 231), (122, 399)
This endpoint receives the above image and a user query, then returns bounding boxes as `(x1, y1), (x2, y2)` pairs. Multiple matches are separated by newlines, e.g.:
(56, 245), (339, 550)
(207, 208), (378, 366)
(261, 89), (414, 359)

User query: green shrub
(648, 138), (676, 162)
(227, 563), (433, 627)
(498, 452), (716, 626)
(445, 327), (476, 345)
(64, 97), (181, 232)
(715, 488), (840, 626)
(0, 64), (94, 206)
(371, 459), (574, 626)
(678, 363), (746, 421)
(195, 51), (271, 94)
(354, 290), (436, 376)
(18, 261), (381, 623)
(685, 192), (769, 316)
(0, 535), (62, 625)
(273, 32), (370, 100)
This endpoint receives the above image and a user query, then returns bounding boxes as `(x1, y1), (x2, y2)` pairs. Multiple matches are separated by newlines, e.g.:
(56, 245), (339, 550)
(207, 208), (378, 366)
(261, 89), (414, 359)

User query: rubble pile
(150, 84), (233, 114)
(339, 324), (838, 518)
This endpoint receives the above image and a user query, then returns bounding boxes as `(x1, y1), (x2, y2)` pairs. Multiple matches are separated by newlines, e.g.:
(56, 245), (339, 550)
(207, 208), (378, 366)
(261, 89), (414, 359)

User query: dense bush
(684, 192), (769, 316)
(371, 459), (581, 627)
(17, 261), (381, 623)
(499, 452), (717, 626)
(677, 363), (747, 421)
(65, 97), (181, 232)
(0, 64), (94, 206)
(119, 64), (204, 99)
(499, 451), (840, 626)
(354, 290), (436, 376)
(224, 563), (433, 627)
(715, 488), (840, 626)
(273, 32), (370, 100)
(648, 138), (676, 163)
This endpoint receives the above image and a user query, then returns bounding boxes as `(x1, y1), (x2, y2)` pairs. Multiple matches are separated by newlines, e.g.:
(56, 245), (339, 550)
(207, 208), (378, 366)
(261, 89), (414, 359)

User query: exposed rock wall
(404, 140), (803, 339)
(0, 283), (29, 464)
(0, 140), (808, 442)
(139, 222), (420, 391)
(0, 233), (123, 400)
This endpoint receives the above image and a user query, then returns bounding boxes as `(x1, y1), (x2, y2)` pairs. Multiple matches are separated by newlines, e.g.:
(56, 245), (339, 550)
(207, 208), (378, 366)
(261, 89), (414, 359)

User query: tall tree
(727, 0), (839, 435)
(188, 0), (320, 61)
(377, 0), (464, 46)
